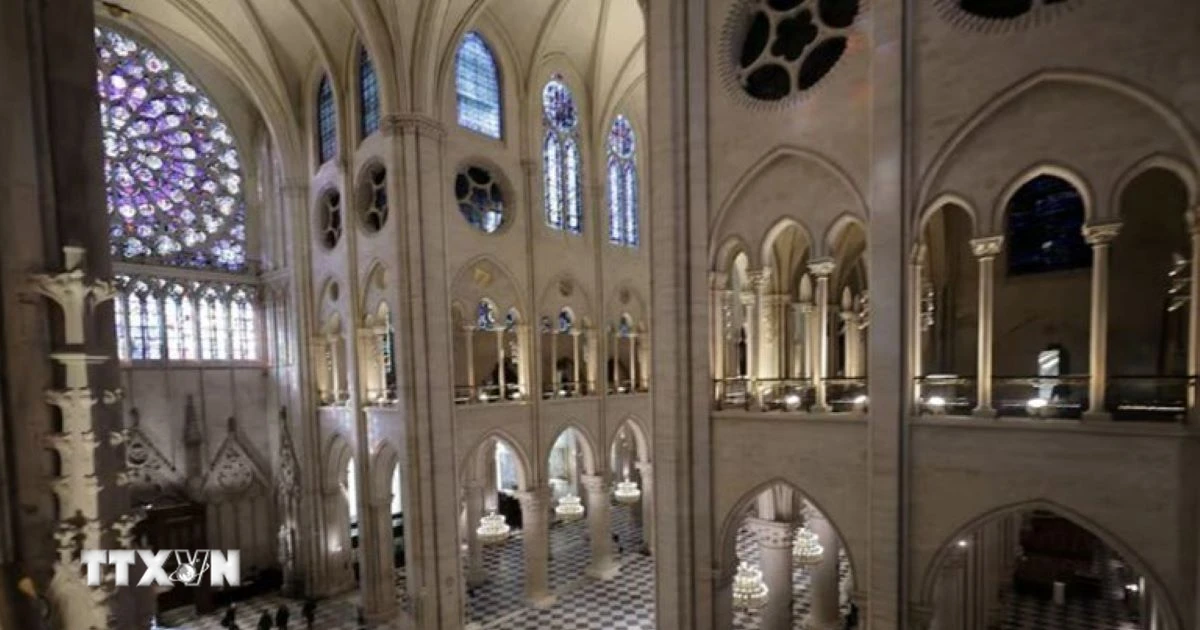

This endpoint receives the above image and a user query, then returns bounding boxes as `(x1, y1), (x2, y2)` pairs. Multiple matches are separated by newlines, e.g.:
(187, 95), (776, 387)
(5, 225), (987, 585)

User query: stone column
(748, 270), (770, 391)
(1188, 210), (1200, 426)
(712, 273), (730, 384)
(517, 323), (533, 399)
(550, 329), (560, 396)
(969, 237), (1003, 417)
(911, 247), (926, 406)
(809, 260), (836, 412)
(713, 564), (736, 630)
(800, 302), (814, 380)
(747, 518), (795, 630)
(464, 481), (487, 587)
(568, 328), (583, 393)
(807, 512), (841, 630)
(516, 488), (555, 608)
(495, 328), (507, 399)
(636, 461), (655, 554)
(841, 306), (863, 379)
(328, 333), (344, 401)
(1084, 223), (1121, 421)
(933, 553), (967, 630)
(629, 333), (639, 391)
(464, 325), (476, 395)
(612, 329), (622, 392)
(582, 474), (618, 579)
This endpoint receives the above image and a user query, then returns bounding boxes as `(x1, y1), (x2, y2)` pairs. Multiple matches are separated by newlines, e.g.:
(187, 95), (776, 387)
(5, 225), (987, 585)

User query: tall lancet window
(542, 77), (582, 234)
(606, 115), (639, 247)
(455, 32), (502, 139)
(317, 74), (337, 164)
(359, 45), (380, 139)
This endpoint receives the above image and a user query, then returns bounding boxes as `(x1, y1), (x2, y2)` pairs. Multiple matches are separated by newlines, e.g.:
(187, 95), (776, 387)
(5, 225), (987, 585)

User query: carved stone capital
(807, 258), (836, 278)
(747, 268), (772, 290)
(383, 113), (446, 139)
(969, 236), (1004, 258)
(1083, 222), (1122, 246)
(710, 271), (729, 290)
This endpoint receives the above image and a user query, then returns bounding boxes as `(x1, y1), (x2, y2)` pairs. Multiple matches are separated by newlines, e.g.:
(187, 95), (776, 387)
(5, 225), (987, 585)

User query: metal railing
(713, 377), (870, 413)
(542, 381), (598, 400)
(914, 375), (977, 415)
(1106, 375), (1192, 422)
(992, 374), (1090, 419)
(608, 379), (649, 395)
(826, 377), (868, 412)
(454, 383), (528, 405)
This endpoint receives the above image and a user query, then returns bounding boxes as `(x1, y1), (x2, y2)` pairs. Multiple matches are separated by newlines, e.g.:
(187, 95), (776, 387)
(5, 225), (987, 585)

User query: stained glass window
(317, 75), (337, 164)
(164, 283), (198, 360)
(558, 309), (574, 333)
(94, 27), (247, 271)
(231, 288), (257, 360)
(455, 166), (505, 233)
(478, 300), (498, 330)
(455, 32), (502, 139)
(359, 46), (380, 140)
(606, 115), (639, 247)
(542, 77), (582, 234)
(115, 296), (129, 361)
(1005, 174), (1091, 275)
(199, 288), (229, 360)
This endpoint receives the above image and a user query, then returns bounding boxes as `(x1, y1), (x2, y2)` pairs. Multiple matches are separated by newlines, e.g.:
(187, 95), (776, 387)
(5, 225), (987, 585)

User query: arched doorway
(720, 481), (857, 630)
(919, 506), (1176, 630)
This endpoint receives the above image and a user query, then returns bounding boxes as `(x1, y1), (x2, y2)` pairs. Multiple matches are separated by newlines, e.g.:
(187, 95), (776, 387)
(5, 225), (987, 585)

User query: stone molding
(969, 235), (1004, 258)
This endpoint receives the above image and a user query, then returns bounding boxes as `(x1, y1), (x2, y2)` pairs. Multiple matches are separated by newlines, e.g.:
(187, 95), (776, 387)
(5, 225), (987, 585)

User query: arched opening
(345, 456), (360, 585)
(994, 174), (1092, 418)
(760, 221), (813, 409)
(719, 482), (857, 630)
(609, 419), (652, 558)
(607, 313), (645, 395)
(461, 436), (531, 623)
(922, 507), (1171, 630)
(1109, 167), (1192, 420)
(716, 249), (756, 408)
(917, 201), (979, 414)
(546, 427), (595, 589)
(543, 308), (592, 398)
(827, 220), (869, 410)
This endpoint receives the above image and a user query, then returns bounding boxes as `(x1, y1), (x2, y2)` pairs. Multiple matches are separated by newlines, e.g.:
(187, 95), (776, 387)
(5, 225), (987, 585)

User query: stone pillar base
(364, 606), (397, 624)
(803, 618), (841, 630)
(528, 592), (557, 609)
(811, 404), (831, 414)
(972, 406), (997, 419)
(467, 568), (488, 587)
(1082, 411), (1112, 422)
(587, 561), (621, 581)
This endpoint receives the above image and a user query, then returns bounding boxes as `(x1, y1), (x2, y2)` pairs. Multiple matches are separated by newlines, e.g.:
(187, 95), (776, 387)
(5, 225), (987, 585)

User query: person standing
(301, 599), (316, 630)
(221, 604), (237, 630)
(274, 604), (290, 630)
(257, 611), (272, 630)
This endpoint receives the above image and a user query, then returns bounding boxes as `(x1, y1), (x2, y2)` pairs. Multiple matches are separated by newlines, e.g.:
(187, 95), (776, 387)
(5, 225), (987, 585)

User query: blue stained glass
(317, 75), (337, 164)
(542, 77), (583, 234)
(607, 115), (639, 247)
(1006, 174), (1091, 276)
(478, 301), (498, 330)
(455, 33), (502, 139)
(359, 46), (380, 140)
(558, 310), (574, 333)
(95, 27), (247, 271)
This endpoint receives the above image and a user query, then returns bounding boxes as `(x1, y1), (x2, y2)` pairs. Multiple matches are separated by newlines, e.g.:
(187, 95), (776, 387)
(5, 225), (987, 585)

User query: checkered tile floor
(158, 505), (651, 630)
(731, 525), (853, 630)
(468, 503), (650, 628)
(997, 554), (1139, 630)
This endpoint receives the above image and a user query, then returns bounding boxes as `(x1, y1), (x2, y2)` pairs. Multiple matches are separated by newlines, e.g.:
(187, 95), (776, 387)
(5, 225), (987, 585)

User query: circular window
(725, 0), (860, 104)
(455, 166), (505, 233)
(319, 189), (343, 249)
(937, 0), (1078, 31)
(359, 164), (388, 232)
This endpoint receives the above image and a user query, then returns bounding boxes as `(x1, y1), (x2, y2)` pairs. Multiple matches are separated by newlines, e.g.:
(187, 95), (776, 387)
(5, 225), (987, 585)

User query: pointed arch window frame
(606, 114), (640, 248)
(317, 74), (337, 165)
(454, 31), (503, 139)
(358, 45), (380, 141)
(542, 76), (583, 235)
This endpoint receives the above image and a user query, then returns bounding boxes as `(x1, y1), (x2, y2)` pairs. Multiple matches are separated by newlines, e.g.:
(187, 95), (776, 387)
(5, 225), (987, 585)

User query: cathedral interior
(1, 0), (1198, 629)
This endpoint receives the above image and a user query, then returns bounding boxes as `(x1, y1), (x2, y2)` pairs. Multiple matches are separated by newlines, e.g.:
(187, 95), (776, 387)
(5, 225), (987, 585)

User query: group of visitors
(219, 599), (315, 630)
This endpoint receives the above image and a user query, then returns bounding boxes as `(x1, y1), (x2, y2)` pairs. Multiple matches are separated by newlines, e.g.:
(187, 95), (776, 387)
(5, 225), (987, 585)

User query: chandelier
(731, 561), (769, 611)
(554, 494), (585, 522)
(1168, 253), (1190, 312)
(613, 479), (642, 504)
(476, 512), (510, 545)
(792, 525), (824, 566)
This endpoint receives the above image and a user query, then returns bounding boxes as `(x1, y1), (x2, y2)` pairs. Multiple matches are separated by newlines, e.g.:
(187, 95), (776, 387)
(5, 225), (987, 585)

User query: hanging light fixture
(554, 494), (585, 522)
(614, 478), (642, 504)
(476, 512), (510, 545)
(792, 525), (824, 567)
(731, 561), (769, 611)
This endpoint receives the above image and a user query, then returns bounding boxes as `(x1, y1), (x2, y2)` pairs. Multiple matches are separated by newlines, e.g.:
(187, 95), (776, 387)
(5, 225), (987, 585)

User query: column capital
(807, 258), (836, 277)
(747, 268), (772, 289)
(745, 517), (795, 548)
(1083, 222), (1122, 245)
(969, 235), (1004, 258)
(381, 113), (445, 139)
(514, 486), (552, 512)
(579, 473), (609, 494)
(634, 460), (652, 475)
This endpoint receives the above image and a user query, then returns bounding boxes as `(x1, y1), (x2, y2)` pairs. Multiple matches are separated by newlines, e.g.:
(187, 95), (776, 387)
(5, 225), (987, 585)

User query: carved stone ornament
(559, 278), (574, 297)
(1082, 222), (1122, 246)
(969, 236), (1004, 258)
(473, 265), (493, 289)
(807, 259), (836, 278)
(203, 420), (268, 498)
(120, 410), (183, 494)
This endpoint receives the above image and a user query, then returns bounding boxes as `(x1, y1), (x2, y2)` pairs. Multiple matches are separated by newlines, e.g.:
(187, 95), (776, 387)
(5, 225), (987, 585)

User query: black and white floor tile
(731, 525), (853, 630)
(158, 504), (652, 630)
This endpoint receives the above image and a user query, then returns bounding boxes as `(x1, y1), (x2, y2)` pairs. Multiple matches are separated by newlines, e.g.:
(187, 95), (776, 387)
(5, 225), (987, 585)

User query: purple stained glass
(95, 27), (247, 272)
(606, 115), (639, 247)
